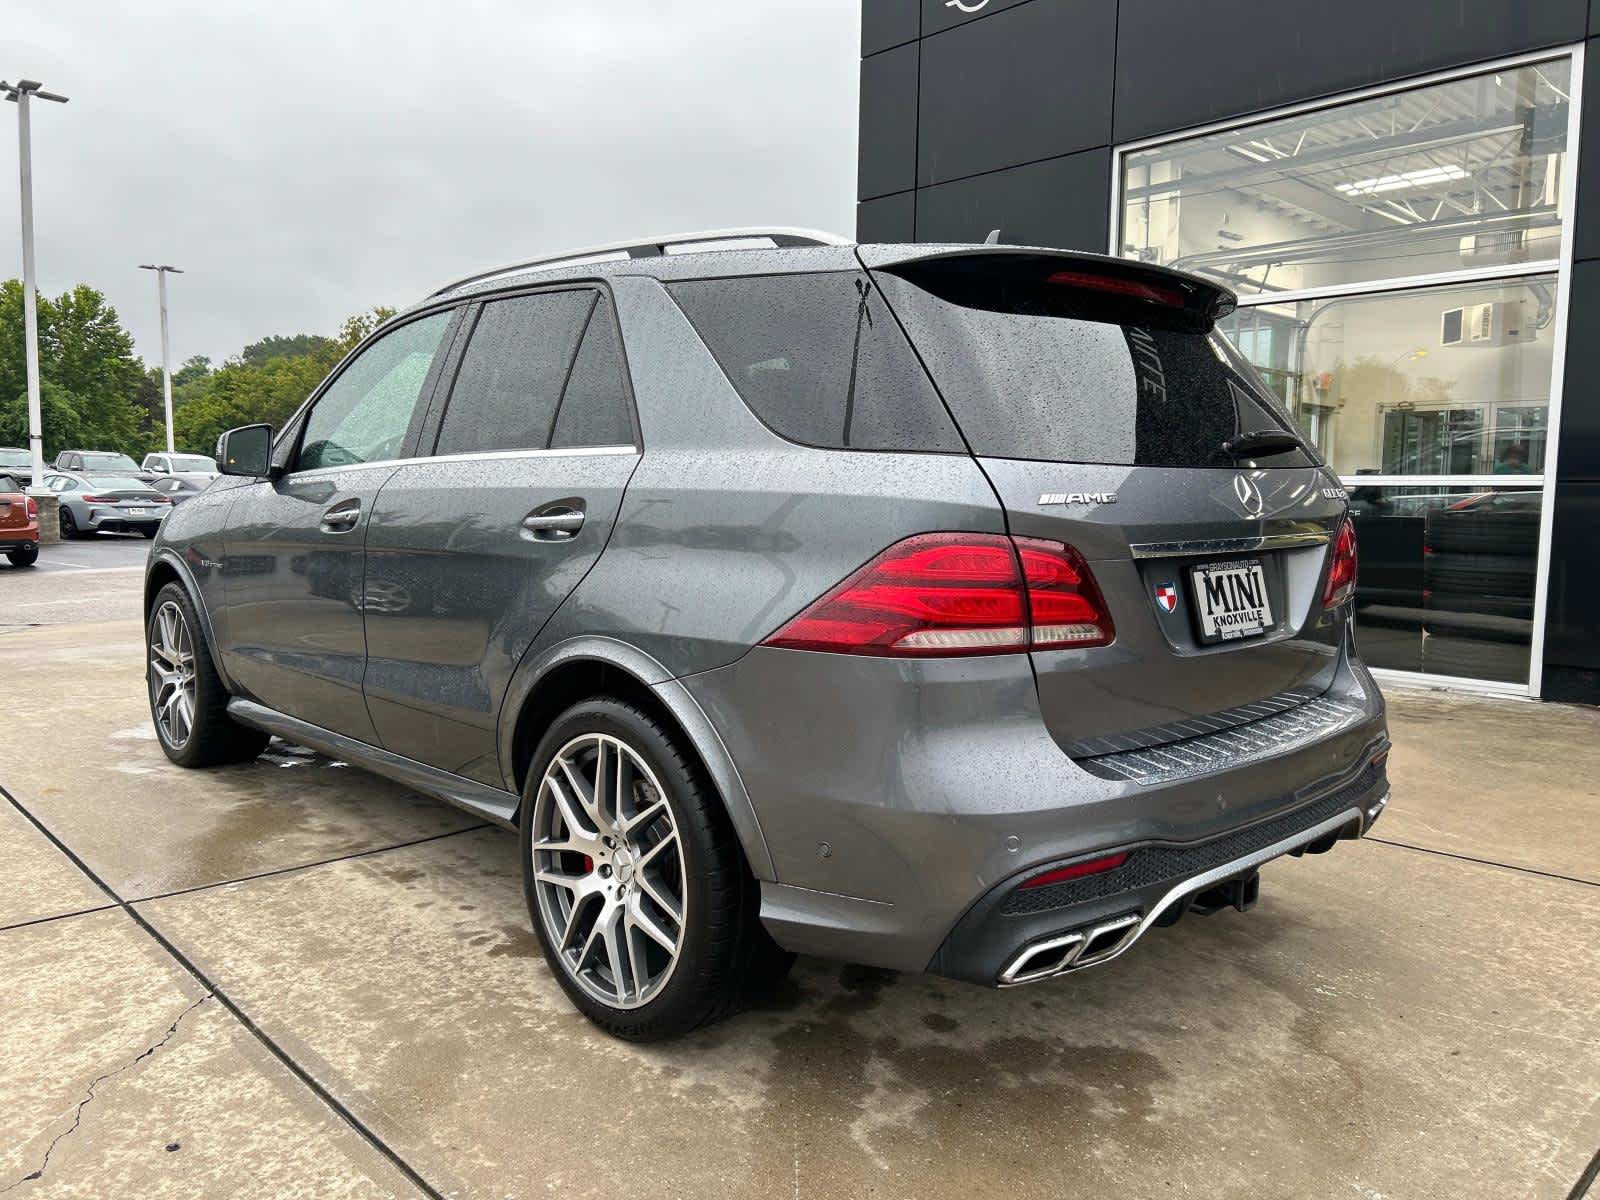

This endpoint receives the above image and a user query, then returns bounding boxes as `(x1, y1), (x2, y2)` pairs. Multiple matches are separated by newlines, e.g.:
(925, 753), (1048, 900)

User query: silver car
(142, 230), (1389, 1040)
(47, 471), (171, 538)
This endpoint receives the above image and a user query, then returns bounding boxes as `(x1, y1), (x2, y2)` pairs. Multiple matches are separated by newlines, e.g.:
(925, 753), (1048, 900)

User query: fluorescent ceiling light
(1336, 165), (1469, 196)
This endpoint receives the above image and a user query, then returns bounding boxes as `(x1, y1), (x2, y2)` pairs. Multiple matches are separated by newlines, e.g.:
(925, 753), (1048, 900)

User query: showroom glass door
(1112, 48), (1583, 696)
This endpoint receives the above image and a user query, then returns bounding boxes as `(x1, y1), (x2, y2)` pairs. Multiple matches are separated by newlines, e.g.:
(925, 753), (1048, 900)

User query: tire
(6, 543), (38, 567)
(146, 582), (270, 767)
(519, 697), (793, 1041)
(57, 506), (80, 539)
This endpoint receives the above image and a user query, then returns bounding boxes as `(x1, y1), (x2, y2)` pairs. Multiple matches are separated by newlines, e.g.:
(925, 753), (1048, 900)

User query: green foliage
(0, 276), (394, 461)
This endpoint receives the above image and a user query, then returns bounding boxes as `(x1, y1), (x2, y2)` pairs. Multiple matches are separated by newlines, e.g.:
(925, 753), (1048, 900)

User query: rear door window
(668, 272), (962, 453)
(434, 290), (595, 455)
(550, 296), (636, 448)
(873, 256), (1314, 468)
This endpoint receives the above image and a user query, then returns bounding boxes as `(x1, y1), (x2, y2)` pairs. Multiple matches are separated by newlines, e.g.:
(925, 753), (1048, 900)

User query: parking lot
(1, 541), (1597, 1199)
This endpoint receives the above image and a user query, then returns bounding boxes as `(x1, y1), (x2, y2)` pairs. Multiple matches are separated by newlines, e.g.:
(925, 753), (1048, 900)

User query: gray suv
(143, 229), (1389, 1040)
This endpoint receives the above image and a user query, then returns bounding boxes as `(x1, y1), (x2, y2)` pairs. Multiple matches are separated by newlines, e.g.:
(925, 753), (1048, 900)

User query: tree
(241, 333), (331, 365)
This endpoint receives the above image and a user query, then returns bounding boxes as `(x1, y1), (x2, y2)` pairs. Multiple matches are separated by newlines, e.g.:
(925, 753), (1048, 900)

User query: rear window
(80, 452), (140, 470)
(83, 476), (150, 491)
(668, 272), (962, 453)
(873, 256), (1315, 468)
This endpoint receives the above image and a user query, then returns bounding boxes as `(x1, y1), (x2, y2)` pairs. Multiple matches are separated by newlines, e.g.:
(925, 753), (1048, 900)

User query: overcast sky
(6, 1), (860, 367)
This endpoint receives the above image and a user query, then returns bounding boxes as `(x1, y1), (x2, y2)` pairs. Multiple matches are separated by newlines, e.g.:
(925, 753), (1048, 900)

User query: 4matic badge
(1154, 582), (1178, 614)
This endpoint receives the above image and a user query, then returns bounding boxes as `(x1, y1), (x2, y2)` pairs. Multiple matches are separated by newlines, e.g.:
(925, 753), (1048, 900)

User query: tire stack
(1421, 508), (1538, 682)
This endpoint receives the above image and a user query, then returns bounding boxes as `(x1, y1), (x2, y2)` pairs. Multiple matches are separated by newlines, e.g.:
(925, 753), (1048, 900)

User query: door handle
(521, 505), (585, 541)
(321, 500), (361, 533)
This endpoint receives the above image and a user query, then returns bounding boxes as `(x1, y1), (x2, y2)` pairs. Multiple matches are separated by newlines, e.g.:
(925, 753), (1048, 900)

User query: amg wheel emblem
(945, 0), (991, 10)
(1039, 491), (1118, 507)
(1154, 582), (1178, 614)
(1231, 474), (1264, 516)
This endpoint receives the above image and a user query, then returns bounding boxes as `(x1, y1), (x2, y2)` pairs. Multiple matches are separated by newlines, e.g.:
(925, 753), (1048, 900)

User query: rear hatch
(864, 247), (1350, 755)
(0, 478), (28, 534)
(81, 476), (166, 516)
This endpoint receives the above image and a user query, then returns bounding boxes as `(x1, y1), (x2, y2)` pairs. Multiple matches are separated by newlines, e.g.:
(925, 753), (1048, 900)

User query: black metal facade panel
(921, 0), (1034, 38)
(1555, 260), (1600, 479)
(913, 148), (1111, 249)
(1113, 0), (1587, 143)
(859, 42), (920, 201)
(863, 0), (921, 56)
(917, 0), (1115, 187)
(857, 191), (917, 243)
(1543, 480), (1600, 673)
(1578, 39), (1600, 263)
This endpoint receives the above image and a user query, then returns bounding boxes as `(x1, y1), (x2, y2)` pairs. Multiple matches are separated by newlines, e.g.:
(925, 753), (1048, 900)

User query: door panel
(219, 466), (399, 742)
(362, 449), (639, 784)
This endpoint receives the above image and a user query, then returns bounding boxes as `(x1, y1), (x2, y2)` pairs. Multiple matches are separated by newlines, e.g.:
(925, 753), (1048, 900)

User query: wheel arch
(144, 551), (238, 693)
(499, 637), (776, 882)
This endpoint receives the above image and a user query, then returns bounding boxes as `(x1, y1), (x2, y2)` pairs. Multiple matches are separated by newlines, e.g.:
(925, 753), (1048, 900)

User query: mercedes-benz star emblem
(1232, 474), (1264, 516)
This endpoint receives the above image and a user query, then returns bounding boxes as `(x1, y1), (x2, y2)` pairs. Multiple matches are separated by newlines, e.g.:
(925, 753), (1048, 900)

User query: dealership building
(858, 0), (1600, 703)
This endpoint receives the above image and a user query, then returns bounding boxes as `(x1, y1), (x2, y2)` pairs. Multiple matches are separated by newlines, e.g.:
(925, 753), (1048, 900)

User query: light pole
(1, 78), (68, 495)
(139, 264), (182, 453)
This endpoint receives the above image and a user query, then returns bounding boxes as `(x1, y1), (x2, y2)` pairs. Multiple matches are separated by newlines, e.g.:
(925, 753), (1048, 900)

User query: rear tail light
(1020, 852), (1129, 890)
(81, 494), (115, 504)
(1323, 518), (1358, 609)
(25, 497), (37, 519)
(761, 532), (1114, 658)
(152, 494), (172, 504)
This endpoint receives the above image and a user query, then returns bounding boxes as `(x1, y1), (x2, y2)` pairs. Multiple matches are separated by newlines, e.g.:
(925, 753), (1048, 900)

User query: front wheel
(520, 698), (792, 1041)
(146, 582), (270, 767)
(6, 543), (38, 567)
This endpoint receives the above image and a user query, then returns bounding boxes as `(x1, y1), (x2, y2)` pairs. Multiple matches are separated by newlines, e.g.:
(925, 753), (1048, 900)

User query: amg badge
(1039, 491), (1118, 506)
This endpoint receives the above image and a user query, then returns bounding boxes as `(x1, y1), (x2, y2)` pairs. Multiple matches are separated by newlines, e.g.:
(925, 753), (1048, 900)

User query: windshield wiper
(1222, 429), (1303, 459)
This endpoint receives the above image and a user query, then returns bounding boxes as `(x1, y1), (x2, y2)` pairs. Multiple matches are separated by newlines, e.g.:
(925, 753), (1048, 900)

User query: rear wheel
(520, 698), (792, 1040)
(146, 582), (270, 767)
(6, 543), (37, 567)
(57, 506), (79, 539)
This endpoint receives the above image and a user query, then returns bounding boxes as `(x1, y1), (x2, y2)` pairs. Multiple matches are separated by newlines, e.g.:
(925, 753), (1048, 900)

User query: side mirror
(216, 424), (274, 477)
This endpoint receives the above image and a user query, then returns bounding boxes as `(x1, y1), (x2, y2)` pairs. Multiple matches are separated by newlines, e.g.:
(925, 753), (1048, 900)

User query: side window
(297, 311), (451, 472)
(551, 297), (635, 448)
(667, 272), (962, 453)
(434, 291), (595, 456)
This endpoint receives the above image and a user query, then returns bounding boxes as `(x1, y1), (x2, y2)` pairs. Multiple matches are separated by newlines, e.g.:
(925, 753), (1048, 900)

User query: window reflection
(1350, 485), (1539, 682)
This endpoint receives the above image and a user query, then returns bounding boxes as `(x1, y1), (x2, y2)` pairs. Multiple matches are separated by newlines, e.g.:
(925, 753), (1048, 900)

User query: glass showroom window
(1114, 51), (1581, 693)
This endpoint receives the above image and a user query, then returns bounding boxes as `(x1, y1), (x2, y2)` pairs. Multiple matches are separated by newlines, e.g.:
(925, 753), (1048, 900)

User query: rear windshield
(169, 454), (216, 471)
(873, 257), (1315, 468)
(80, 452), (140, 469)
(0, 450), (29, 468)
(84, 476), (150, 491)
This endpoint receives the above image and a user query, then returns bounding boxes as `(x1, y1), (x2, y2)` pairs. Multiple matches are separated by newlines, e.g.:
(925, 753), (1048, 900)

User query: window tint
(297, 311), (451, 471)
(551, 298), (635, 448)
(435, 291), (595, 456)
(667, 272), (962, 452)
(873, 258), (1315, 468)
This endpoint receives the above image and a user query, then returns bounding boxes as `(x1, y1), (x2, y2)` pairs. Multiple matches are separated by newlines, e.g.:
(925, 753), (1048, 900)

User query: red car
(0, 473), (39, 567)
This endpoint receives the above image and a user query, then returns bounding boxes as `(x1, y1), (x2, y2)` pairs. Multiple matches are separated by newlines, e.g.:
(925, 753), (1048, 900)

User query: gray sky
(5, 0), (860, 368)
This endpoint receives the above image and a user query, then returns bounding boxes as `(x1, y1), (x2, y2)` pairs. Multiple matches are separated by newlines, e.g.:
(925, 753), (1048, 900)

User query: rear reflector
(1323, 518), (1358, 609)
(762, 532), (1114, 657)
(1046, 269), (1185, 308)
(1020, 852), (1129, 890)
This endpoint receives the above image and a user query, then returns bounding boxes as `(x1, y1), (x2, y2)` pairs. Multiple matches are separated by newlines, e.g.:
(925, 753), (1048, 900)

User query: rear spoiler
(856, 243), (1236, 327)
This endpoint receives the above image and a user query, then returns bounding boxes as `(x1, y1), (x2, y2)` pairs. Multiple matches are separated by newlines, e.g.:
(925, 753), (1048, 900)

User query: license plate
(125, 507), (148, 516)
(1189, 559), (1273, 643)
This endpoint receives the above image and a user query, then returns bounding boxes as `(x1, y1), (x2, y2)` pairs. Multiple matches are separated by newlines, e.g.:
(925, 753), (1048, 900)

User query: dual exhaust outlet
(998, 870), (1261, 987)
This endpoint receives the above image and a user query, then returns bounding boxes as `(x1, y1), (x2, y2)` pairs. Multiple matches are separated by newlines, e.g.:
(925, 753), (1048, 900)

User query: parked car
(0, 473), (39, 566)
(46, 471), (171, 538)
(0, 447), (34, 488)
(52, 449), (147, 476)
(149, 474), (214, 505)
(143, 230), (1389, 1040)
(142, 452), (218, 477)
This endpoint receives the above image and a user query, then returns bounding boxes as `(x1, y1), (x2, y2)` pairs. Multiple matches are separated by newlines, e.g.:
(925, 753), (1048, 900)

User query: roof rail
(430, 227), (853, 297)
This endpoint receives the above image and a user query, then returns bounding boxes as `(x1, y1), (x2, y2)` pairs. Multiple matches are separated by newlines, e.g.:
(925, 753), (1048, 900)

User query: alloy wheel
(148, 601), (197, 747)
(531, 733), (688, 1009)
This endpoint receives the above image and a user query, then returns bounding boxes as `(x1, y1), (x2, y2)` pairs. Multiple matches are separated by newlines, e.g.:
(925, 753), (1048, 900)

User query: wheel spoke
(636, 831), (678, 871)
(545, 775), (594, 842)
(636, 871), (682, 926)
(534, 867), (588, 894)
(599, 904), (628, 1003)
(621, 795), (666, 837)
(558, 753), (600, 827)
(628, 901), (678, 954)
(624, 917), (650, 997)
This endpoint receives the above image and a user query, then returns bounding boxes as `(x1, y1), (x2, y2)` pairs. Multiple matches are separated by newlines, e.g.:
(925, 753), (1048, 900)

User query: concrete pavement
(1, 565), (1596, 1198)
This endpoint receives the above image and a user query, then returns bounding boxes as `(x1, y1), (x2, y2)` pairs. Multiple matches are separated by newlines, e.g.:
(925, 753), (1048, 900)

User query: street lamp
(1, 78), (68, 495)
(139, 264), (183, 453)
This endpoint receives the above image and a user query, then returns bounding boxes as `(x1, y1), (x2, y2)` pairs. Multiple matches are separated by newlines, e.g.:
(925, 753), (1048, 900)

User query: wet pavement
(1, 567), (1597, 1198)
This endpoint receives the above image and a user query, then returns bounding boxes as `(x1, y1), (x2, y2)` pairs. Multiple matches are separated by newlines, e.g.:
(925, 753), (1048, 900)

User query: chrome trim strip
(283, 445), (638, 481)
(998, 808), (1364, 987)
(1129, 530), (1332, 559)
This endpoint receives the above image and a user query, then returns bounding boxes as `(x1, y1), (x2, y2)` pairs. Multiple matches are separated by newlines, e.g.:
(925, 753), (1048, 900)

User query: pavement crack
(0, 993), (211, 1193)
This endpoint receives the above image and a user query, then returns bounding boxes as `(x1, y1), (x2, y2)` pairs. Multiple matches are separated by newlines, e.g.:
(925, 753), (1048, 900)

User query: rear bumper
(680, 635), (1387, 976)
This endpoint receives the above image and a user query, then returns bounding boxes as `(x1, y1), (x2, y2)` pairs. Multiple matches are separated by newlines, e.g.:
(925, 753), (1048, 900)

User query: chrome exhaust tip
(998, 912), (1141, 986)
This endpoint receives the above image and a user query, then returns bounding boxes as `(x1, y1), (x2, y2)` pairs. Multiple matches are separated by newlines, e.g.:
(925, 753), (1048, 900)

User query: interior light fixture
(1336, 165), (1469, 196)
